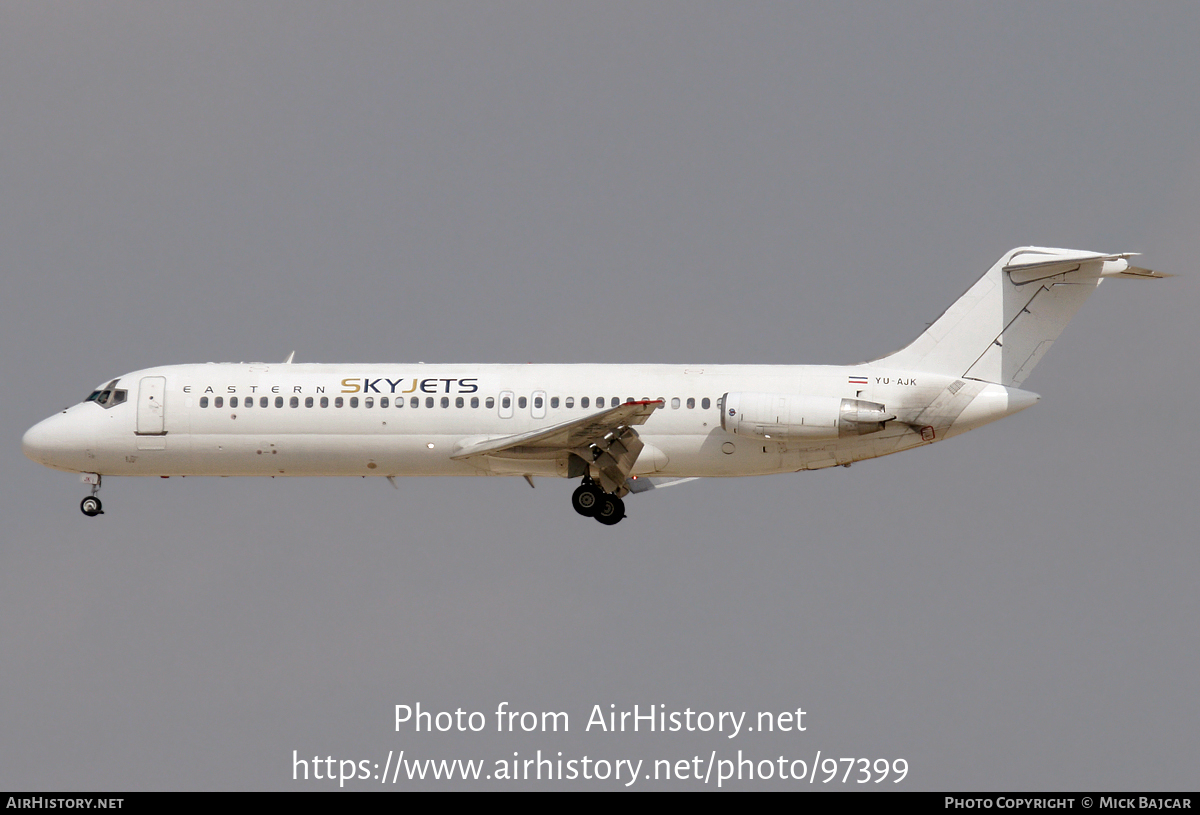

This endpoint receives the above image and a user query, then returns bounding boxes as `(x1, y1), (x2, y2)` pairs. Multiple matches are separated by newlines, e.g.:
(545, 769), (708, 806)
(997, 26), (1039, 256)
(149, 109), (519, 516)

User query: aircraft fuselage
(22, 361), (1032, 480)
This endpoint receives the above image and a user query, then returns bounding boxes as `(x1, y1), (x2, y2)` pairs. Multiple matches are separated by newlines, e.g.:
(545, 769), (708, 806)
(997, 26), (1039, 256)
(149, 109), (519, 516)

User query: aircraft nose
(23, 416), (58, 464)
(23, 412), (91, 469)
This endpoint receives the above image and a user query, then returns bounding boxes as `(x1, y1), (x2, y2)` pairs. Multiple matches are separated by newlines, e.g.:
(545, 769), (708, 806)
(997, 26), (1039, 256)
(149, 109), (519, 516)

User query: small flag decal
(848, 376), (868, 385)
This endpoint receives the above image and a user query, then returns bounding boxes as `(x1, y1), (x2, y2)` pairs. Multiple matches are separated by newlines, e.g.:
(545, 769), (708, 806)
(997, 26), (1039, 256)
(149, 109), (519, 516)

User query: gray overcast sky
(2, 2), (1197, 790)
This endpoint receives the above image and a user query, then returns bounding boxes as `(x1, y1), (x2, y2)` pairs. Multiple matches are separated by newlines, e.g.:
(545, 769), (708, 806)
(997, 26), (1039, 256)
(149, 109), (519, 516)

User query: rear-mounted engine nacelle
(721, 392), (895, 440)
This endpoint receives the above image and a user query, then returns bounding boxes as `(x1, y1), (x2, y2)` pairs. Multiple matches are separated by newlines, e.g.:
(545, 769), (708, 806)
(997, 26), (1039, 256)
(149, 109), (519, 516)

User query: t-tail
(876, 247), (1164, 386)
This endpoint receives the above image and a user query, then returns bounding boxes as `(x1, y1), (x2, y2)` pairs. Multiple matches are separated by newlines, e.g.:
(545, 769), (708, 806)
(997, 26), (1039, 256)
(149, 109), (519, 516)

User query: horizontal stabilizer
(1005, 249), (1161, 285)
(1112, 265), (1168, 279)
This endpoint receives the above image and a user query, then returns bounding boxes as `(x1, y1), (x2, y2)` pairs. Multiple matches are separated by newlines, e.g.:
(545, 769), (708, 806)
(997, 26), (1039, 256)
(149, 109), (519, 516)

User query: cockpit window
(85, 380), (127, 409)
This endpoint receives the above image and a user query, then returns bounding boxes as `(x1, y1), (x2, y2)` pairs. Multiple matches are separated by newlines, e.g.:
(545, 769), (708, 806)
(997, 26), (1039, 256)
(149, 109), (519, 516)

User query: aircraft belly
(241, 434), (472, 476)
(660, 432), (785, 476)
(110, 433), (477, 477)
(477, 457), (570, 477)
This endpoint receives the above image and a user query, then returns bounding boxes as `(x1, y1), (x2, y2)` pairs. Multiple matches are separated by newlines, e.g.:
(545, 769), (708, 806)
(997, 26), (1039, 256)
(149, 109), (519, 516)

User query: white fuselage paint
(21, 361), (1037, 480)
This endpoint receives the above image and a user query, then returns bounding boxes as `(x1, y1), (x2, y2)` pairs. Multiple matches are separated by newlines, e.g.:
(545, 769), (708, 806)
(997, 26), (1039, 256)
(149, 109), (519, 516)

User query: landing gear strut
(80, 475), (103, 517)
(571, 479), (625, 525)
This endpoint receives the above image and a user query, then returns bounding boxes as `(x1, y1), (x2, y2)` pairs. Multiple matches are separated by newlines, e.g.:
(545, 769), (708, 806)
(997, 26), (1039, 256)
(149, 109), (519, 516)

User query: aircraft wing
(451, 400), (662, 459)
(626, 475), (699, 493)
(451, 400), (663, 493)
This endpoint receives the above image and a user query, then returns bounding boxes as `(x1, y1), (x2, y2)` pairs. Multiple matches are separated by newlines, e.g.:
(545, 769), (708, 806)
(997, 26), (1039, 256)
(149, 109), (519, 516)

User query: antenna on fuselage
(282, 351), (295, 364)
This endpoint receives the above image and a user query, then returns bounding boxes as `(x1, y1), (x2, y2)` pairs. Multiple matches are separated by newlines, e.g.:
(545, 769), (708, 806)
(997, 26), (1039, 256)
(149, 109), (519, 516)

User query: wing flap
(450, 400), (663, 460)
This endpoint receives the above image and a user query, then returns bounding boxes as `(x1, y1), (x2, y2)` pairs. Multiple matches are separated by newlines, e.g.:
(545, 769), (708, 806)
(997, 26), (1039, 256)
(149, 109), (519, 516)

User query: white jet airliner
(24, 247), (1162, 525)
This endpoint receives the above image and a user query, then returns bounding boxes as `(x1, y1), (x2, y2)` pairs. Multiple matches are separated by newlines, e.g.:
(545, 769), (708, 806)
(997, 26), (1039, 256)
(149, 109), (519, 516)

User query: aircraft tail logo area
(878, 247), (1164, 386)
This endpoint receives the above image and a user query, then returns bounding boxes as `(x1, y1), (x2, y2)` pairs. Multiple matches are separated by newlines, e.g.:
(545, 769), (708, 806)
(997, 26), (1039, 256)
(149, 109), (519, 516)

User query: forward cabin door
(136, 376), (166, 435)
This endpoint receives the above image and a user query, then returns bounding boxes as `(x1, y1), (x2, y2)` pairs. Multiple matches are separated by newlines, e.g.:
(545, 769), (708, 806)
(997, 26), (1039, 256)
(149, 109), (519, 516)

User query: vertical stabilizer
(876, 247), (1159, 386)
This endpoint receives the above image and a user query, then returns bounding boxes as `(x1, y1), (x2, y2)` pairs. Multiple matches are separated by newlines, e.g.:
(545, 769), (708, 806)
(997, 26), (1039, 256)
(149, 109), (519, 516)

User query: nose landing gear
(571, 479), (625, 525)
(80, 474), (104, 517)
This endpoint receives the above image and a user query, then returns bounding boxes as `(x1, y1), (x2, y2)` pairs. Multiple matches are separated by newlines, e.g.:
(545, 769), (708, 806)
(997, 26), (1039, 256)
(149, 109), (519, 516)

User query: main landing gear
(571, 479), (625, 526)
(80, 474), (104, 517)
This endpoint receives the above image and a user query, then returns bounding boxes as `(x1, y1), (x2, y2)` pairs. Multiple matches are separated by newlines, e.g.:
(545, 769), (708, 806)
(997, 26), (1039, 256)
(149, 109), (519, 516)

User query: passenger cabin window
(215, 397), (224, 408)
(335, 397), (344, 408)
(305, 397), (314, 408)
(486, 397), (495, 409)
(456, 396), (464, 408)
(565, 397), (574, 408)
(411, 396), (420, 408)
(320, 397), (329, 408)
(259, 397), (268, 408)
(702, 397), (711, 410)
(290, 396), (299, 408)
(518, 396), (527, 409)
(501, 396), (511, 409)
(380, 397), (389, 408)
(275, 396), (284, 408)
(243, 397), (252, 409)
(671, 397), (680, 409)
(350, 397), (359, 408)
(581, 397), (590, 408)
(230, 397), (239, 408)
(440, 396), (449, 408)
(470, 397), (479, 408)
(595, 397), (603, 408)
(687, 397), (695, 409)
(365, 397), (374, 408)
(533, 396), (543, 409)
(425, 397), (434, 408)
(200, 396), (209, 408)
